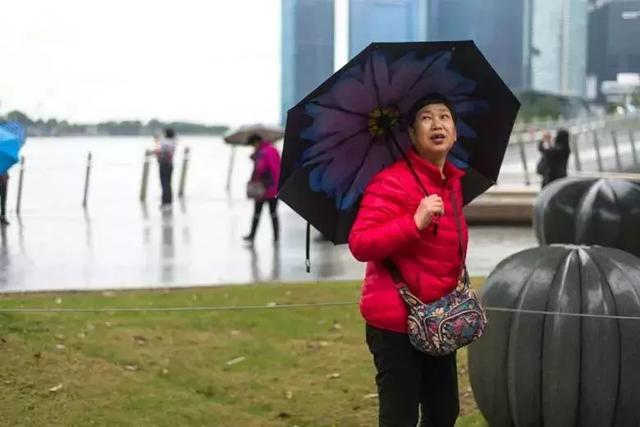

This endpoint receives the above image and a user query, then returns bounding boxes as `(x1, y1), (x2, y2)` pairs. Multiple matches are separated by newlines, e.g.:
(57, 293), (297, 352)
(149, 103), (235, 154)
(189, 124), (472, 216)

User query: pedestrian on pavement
(153, 128), (177, 209)
(243, 134), (281, 243)
(348, 94), (468, 426)
(538, 129), (570, 187)
(0, 173), (9, 226)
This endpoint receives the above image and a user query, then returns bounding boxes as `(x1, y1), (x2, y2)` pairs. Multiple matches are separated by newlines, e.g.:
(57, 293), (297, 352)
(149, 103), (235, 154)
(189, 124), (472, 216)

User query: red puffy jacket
(348, 148), (468, 333)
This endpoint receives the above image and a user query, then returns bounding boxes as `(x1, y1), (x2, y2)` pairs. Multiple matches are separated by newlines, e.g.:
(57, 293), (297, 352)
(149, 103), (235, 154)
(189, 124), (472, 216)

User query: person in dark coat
(538, 129), (570, 187)
(0, 173), (8, 226)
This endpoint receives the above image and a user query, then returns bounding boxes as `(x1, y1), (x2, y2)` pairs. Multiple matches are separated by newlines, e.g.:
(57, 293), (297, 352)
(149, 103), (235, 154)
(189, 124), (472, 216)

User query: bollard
(178, 146), (190, 198)
(82, 152), (92, 208)
(226, 145), (236, 193)
(15, 156), (25, 215)
(140, 149), (151, 202)
(592, 129), (604, 172)
(611, 130), (623, 171)
(630, 129), (639, 167)
(570, 127), (582, 172)
(518, 133), (531, 186)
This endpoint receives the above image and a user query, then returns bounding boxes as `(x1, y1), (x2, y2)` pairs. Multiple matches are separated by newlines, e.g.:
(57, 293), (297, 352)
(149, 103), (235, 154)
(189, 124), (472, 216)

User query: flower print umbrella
(0, 122), (26, 174)
(278, 41), (520, 245)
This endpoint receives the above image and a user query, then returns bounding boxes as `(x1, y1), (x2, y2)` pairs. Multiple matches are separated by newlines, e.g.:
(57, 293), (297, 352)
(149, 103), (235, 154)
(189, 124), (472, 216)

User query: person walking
(243, 134), (281, 243)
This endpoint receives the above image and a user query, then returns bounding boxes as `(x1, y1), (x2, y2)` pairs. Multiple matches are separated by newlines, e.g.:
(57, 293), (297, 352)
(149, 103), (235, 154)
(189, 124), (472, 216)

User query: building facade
(588, 0), (640, 100)
(348, 0), (428, 57)
(281, 0), (335, 123)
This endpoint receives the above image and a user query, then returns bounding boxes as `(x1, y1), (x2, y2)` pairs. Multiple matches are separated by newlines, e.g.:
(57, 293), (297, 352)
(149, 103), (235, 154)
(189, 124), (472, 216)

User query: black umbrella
(279, 41), (520, 248)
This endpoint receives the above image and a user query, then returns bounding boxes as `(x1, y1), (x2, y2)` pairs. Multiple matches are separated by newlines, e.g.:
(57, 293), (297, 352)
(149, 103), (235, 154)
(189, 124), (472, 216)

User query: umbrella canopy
(278, 41), (520, 244)
(223, 124), (284, 146)
(0, 122), (26, 174)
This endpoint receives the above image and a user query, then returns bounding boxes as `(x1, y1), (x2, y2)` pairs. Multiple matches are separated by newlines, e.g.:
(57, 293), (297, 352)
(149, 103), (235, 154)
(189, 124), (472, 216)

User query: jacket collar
(406, 147), (465, 186)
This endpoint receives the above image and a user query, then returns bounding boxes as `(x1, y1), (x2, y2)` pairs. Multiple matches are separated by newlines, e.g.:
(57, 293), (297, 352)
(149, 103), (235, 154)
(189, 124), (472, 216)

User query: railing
(500, 111), (640, 186)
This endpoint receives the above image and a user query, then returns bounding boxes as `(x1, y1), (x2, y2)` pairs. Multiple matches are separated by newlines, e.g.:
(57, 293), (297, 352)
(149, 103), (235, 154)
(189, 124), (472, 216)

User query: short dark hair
(247, 134), (262, 145)
(555, 128), (570, 150)
(407, 93), (457, 126)
(164, 128), (175, 139)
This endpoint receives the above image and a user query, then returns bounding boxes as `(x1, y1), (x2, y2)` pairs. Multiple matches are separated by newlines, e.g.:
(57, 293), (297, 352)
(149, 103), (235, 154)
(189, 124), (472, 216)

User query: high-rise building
(531, 0), (589, 97)
(588, 0), (640, 100)
(348, 0), (428, 57)
(281, 0), (335, 124)
(427, 0), (533, 91)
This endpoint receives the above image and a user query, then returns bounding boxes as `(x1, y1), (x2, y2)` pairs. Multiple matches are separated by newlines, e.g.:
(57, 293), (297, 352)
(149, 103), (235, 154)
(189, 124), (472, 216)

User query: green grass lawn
(0, 282), (487, 426)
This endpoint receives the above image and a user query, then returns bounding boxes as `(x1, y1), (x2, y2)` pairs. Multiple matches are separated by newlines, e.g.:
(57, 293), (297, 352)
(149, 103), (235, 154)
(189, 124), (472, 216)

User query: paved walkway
(0, 198), (536, 293)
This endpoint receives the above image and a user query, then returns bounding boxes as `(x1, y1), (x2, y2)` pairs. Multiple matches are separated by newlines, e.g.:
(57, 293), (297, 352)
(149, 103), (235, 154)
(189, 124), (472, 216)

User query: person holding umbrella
(243, 134), (281, 243)
(0, 122), (26, 226)
(0, 173), (9, 225)
(277, 41), (520, 426)
(348, 94), (466, 426)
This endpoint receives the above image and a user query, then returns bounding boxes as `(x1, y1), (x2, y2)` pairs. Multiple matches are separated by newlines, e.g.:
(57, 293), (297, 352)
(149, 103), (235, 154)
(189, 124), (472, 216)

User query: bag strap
(383, 153), (468, 290)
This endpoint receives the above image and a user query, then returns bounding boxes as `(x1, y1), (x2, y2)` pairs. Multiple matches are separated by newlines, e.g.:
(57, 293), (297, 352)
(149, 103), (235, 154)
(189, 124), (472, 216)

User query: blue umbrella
(0, 122), (26, 174)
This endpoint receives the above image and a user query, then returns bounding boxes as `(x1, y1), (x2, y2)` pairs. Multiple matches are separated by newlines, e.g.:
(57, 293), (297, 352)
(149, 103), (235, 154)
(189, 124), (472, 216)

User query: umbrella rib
(398, 51), (448, 106)
(309, 102), (368, 118)
(369, 52), (383, 109)
(301, 127), (370, 165)
(344, 137), (376, 197)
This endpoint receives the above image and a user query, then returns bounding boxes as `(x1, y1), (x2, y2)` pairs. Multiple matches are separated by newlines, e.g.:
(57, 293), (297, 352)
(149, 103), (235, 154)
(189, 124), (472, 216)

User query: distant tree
(6, 110), (33, 126)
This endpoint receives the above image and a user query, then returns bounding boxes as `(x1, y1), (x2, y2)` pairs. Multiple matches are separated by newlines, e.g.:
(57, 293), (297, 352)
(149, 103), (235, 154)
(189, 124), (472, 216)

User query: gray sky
(0, 0), (281, 126)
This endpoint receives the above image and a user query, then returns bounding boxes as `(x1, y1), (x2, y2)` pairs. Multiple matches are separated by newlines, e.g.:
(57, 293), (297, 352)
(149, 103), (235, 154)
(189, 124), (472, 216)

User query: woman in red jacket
(349, 94), (467, 427)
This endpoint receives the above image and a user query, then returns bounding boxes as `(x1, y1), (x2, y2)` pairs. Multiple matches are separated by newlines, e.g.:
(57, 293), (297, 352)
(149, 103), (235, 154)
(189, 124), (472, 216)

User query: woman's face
(409, 103), (457, 160)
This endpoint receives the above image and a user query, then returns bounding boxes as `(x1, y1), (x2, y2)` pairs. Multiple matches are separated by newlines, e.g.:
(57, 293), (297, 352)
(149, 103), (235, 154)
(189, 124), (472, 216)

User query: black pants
(366, 324), (459, 427)
(159, 162), (173, 205)
(247, 198), (279, 240)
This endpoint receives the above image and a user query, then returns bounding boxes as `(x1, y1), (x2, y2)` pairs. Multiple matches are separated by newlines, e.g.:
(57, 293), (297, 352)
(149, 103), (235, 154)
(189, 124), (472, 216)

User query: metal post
(570, 127), (581, 172)
(226, 145), (236, 193)
(592, 129), (604, 172)
(629, 129), (639, 167)
(518, 133), (531, 186)
(15, 156), (25, 215)
(611, 130), (623, 171)
(82, 152), (92, 208)
(178, 146), (190, 198)
(140, 149), (151, 202)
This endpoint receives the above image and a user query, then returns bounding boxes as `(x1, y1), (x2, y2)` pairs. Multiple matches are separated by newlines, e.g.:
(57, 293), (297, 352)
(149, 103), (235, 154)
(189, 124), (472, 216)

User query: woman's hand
(413, 194), (444, 230)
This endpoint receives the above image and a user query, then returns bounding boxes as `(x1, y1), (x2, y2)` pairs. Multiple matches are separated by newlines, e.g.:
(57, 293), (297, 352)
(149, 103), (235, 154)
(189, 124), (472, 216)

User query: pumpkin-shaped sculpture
(469, 245), (640, 427)
(533, 178), (640, 257)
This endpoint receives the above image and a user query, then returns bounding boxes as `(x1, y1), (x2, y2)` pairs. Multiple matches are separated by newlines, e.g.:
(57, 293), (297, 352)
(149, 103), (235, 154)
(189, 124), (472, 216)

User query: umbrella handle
(305, 222), (311, 273)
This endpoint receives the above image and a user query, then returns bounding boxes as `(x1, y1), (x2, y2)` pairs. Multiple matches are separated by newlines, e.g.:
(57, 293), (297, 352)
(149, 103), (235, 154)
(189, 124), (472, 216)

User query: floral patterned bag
(386, 262), (487, 356)
(383, 191), (487, 356)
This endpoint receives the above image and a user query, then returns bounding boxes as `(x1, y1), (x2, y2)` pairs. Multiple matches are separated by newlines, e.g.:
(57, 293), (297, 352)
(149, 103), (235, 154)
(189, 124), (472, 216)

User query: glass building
(427, 0), (533, 91)
(281, 0), (335, 124)
(531, 0), (588, 96)
(588, 0), (640, 100)
(348, 0), (428, 57)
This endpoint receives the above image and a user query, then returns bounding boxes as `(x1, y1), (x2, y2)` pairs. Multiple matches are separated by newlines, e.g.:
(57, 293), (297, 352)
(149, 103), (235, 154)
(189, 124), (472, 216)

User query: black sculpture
(533, 178), (640, 257)
(468, 245), (640, 427)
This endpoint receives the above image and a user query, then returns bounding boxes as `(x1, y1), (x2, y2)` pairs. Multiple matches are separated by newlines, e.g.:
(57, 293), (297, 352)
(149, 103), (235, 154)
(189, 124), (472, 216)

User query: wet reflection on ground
(0, 199), (536, 293)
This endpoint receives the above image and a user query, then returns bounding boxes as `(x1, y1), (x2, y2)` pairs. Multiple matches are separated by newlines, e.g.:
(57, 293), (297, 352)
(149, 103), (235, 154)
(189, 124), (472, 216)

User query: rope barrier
(1, 301), (640, 321)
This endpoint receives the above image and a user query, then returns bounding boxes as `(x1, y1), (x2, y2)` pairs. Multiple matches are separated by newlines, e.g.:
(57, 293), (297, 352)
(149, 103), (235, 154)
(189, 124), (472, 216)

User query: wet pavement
(0, 198), (536, 293)
(2, 129), (636, 293)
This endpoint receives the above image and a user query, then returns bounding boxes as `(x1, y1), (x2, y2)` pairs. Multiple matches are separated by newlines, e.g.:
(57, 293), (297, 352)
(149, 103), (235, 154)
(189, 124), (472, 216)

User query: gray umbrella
(223, 124), (284, 145)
